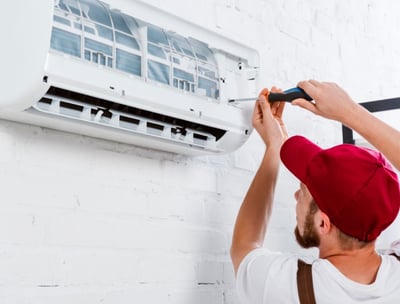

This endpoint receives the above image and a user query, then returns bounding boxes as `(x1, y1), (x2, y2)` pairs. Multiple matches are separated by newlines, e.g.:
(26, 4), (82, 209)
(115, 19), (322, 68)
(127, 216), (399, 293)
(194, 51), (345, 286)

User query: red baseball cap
(280, 135), (400, 242)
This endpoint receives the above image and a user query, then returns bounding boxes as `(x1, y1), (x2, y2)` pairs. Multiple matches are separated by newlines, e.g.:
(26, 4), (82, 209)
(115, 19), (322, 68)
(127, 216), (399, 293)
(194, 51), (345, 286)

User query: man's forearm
(231, 146), (281, 273)
(344, 105), (400, 171)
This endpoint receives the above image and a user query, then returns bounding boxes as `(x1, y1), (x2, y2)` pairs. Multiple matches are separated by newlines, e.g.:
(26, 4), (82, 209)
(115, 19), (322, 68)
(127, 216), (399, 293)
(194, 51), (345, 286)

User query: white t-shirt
(237, 246), (400, 304)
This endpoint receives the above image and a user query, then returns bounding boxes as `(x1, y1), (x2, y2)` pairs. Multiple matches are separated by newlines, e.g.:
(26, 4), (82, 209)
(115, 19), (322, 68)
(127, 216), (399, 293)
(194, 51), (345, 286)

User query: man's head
(280, 135), (400, 244)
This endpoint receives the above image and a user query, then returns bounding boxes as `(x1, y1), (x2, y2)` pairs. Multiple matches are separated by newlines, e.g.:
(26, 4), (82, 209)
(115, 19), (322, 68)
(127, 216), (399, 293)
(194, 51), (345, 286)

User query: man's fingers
(297, 79), (321, 102)
(270, 100), (283, 116)
(270, 86), (282, 94)
(258, 88), (269, 100)
(292, 98), (316, 113)
(297, 80), (314, 92)
(257, 89), (271, 112)
(252, 88), (269, 126)
(257, 95), (271, 117)
(276, 101), (285, 117)
(308, 79), (321, 87)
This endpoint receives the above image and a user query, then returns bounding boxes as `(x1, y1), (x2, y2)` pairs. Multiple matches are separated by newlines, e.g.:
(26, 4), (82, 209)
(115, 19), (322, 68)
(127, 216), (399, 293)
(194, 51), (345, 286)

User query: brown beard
(295, 201), (320, 248)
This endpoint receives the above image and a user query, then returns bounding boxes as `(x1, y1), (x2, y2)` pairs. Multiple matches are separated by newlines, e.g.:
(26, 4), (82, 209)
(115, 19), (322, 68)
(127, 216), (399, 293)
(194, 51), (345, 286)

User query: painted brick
(196, 260), (223, 284)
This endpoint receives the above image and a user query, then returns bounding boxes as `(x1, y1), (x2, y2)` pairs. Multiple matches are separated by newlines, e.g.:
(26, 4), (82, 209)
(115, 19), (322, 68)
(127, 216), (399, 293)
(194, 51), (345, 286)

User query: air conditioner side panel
(0, 0), (52, 110)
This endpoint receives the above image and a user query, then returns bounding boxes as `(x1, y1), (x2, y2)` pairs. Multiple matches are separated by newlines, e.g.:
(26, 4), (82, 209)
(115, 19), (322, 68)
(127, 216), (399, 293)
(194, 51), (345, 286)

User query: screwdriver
(228, 87), (313, 103)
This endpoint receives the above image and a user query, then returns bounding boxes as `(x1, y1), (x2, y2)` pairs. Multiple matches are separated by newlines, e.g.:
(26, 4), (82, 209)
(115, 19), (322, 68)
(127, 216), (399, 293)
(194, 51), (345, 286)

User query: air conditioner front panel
(44, 53), (251, 132)
(0, 0), (259, 155)
(0, 108), (222, 155)
(17, 85), (251, 155)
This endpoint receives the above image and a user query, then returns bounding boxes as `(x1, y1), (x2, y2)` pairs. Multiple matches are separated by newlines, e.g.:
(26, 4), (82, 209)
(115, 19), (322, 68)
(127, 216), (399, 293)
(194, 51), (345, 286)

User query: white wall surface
(1, 0), (400, 303)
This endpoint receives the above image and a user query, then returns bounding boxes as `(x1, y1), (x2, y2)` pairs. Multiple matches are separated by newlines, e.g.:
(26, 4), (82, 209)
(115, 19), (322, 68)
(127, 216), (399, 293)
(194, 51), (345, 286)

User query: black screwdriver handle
(268, 87), (313, 103)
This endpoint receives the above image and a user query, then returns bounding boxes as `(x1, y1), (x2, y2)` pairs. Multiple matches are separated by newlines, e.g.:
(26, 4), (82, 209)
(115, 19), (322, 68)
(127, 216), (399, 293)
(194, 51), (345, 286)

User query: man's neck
(319, 246), (382, 284)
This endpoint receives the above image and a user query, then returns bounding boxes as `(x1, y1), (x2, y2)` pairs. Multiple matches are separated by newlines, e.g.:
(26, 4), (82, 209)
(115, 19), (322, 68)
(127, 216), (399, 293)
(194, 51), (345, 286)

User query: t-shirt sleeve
(386, 239), (400, 255)
(236, 248), (299, 304)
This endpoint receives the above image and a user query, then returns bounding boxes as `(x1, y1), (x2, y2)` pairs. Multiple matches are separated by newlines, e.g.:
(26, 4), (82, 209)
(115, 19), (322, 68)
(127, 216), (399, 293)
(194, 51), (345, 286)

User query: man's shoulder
(236, 248), (307, 304)
(237, 248), (316, 291)
(239, 248), (310, 269)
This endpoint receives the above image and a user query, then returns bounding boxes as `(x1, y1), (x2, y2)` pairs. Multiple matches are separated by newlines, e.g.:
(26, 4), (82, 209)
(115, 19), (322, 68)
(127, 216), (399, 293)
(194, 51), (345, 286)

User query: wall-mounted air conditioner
(1, 0), (259, 155)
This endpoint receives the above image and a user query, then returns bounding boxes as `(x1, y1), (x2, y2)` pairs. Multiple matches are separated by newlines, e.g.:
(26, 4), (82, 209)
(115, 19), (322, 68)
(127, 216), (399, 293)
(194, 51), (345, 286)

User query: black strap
(297, 259), (316, 304)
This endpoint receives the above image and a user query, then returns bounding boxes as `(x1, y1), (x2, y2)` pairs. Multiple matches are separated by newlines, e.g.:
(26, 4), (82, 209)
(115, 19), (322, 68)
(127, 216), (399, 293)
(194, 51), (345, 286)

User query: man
(231, 84), (400, 303)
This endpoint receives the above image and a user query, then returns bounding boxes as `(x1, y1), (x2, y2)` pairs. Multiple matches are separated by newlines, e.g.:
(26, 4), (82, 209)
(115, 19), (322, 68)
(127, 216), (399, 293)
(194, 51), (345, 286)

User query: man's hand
(294, 80), (400, 172)
(294, 80), (359, 124)
(252, 87), (288, 150)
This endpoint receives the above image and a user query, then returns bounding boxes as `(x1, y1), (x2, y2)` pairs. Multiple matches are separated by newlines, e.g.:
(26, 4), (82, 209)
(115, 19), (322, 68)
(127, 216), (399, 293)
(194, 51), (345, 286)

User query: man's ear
(316, 211), (331, 235)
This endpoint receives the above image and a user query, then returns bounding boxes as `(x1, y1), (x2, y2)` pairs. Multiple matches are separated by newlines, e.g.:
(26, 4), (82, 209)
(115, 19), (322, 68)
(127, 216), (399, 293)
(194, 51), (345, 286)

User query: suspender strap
(297, 259), (316, 304)
(391, 253), (400, 261)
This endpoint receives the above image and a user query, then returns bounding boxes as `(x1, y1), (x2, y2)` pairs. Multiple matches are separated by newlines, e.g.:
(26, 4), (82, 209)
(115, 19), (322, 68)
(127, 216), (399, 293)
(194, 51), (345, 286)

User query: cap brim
(280, 136), (322, 183)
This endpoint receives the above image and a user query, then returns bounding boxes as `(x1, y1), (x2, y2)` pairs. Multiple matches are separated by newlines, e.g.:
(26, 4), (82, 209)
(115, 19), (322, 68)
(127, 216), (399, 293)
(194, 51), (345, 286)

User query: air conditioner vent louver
(30, 87), (224, 151)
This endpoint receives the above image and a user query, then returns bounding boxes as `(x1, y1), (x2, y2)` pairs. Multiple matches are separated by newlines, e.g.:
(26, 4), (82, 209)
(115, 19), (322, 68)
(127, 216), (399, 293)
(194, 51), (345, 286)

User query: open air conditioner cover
(0, 0), (259, 155)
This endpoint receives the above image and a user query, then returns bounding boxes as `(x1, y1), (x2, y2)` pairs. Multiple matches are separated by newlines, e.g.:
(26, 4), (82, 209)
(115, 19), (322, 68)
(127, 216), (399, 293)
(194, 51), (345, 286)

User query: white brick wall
(1, 1), (400, 303)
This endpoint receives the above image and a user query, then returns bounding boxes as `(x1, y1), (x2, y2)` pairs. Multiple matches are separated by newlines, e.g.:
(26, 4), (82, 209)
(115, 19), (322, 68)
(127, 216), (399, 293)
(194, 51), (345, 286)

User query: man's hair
(295, 200), (320, 248)
(310, 199), (372, 250)
(309, 199), (319, 215)
(336, 228), (371, 250)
